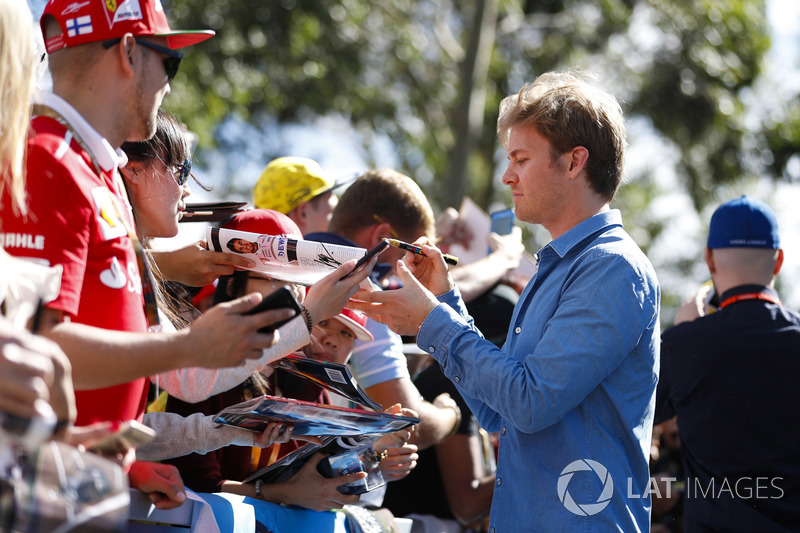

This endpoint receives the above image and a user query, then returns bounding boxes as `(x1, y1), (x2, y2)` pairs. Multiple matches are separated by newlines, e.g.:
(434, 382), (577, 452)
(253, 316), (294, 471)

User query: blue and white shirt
(418, 210), (660, 532)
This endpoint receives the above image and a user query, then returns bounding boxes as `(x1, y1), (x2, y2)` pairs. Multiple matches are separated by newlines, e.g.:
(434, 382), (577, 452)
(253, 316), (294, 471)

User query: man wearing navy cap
(656, 195), (800, 531)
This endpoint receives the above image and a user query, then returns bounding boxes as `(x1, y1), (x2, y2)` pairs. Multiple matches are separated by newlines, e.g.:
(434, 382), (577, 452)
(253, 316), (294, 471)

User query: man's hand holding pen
(350, 238), (454, 336)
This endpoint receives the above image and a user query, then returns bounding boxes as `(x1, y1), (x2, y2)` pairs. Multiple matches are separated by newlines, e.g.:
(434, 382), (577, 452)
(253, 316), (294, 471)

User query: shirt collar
(543, 209), (623, 259)
(35, 91), (128, 171)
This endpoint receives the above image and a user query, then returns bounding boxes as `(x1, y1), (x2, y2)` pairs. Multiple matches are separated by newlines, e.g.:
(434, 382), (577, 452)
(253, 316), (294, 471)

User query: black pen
(383, 238), (459, 266)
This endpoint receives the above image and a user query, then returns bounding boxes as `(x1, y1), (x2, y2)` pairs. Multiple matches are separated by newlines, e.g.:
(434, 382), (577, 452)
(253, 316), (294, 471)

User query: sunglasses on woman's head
(102, 37), (183, 81)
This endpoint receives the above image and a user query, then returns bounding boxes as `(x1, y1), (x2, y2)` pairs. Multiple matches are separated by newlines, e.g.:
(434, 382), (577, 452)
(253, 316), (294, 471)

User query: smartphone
(489, 208), (515, 254)
(87, 420), (156, 454)
(339, 240), (389, 280)
(490, 208), (515, 235)
(242, 286), (303, 334)
(317, 446), (386, 495)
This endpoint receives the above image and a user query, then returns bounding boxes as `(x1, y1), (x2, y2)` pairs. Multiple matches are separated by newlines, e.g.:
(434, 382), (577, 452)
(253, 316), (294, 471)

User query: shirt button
(428, 346), (435, 353)
(496, 477), (502, 486)
(514, 326), (521, 334)
(454, 376), (461, 383)
(501, 426), (506, 435)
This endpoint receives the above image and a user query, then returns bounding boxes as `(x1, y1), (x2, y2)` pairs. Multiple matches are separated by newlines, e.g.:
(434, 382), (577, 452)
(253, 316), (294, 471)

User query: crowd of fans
(1, 1), (797, 532)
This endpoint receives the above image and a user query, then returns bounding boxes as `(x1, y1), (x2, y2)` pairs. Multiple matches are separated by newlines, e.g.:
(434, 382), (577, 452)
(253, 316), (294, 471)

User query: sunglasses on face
(174, 158), (192, 186)
(102, 37), (183, 81)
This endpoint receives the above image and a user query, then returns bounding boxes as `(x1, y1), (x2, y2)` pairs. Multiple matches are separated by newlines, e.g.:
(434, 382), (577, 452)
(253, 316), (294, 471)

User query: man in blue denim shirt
(352, 71), (660, 532)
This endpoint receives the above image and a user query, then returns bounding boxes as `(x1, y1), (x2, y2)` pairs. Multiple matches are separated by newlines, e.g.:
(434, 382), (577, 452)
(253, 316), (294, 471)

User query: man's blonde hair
(0, 0), (36, 216)
(497, 70), (627, 201)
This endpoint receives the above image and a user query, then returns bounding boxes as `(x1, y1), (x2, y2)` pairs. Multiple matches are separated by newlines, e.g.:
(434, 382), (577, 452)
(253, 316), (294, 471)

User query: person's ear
(295, 202), (309, 222)
(704, 247), (715, 274)
(120, 162), (143, 184)
(112, 33), (137, 79)
(567, 146), (589, 177)
(774, 248), (784, 276)
(370, 221), (394, 246)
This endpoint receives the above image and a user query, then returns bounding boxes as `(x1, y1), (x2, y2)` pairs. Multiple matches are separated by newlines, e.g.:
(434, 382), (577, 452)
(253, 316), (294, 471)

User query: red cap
(41, 0), (215, 54)
(335, 309), (373, 342)
(222, 209), (303, 239)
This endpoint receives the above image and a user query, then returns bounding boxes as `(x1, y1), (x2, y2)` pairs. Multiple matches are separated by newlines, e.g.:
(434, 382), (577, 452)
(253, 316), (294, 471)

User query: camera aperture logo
(558, 459), (614, 516)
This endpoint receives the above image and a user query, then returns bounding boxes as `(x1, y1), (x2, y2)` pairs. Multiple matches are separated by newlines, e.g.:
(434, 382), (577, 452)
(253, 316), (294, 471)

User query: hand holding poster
(207, 227), (367, 285)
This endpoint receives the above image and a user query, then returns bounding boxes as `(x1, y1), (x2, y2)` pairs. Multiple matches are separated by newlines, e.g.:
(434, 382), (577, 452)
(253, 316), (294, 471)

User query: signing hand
(350, 259), (441, 336)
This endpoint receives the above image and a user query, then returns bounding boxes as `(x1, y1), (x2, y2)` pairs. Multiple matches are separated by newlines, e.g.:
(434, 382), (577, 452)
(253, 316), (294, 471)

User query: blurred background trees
(27, 0), (791, 323)
(164, 0), (797, 205)
(160, 0), (800, 322)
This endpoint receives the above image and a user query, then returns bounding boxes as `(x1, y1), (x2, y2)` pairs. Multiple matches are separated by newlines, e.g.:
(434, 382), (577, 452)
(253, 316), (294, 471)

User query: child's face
(303, 318), (357, 365)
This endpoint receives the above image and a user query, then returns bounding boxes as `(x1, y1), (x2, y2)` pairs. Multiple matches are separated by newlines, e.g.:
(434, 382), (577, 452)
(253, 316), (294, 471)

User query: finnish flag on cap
(66, 15), (93, 38)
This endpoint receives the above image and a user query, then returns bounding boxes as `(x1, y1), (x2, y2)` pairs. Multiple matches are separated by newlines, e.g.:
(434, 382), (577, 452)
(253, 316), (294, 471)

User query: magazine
(213, 394), (419, 437)
(206, 227), (367, 285)
(274, 354), (382, 411)
(215, 356), (419, 494)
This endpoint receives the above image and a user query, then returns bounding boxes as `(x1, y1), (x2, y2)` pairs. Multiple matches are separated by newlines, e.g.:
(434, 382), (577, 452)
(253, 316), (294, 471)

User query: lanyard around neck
(719, 291), (781, 310)
(32, 105), (160, 330)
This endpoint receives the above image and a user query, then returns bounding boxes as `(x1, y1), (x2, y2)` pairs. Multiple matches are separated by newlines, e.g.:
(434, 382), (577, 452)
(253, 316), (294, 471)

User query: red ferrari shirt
(0, 109), (148, 426)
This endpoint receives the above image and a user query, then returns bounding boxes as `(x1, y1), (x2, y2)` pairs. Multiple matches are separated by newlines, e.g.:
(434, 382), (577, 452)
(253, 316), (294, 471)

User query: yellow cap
(253, 157), (334, 214)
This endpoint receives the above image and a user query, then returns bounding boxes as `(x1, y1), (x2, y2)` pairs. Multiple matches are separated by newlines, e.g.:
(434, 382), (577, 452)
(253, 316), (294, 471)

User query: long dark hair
(121, 111), (199, 329)
(214, 271), (273, 397)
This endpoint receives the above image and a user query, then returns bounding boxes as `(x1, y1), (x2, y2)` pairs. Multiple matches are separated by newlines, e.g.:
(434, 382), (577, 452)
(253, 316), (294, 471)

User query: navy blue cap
(707, 195), (780, 249)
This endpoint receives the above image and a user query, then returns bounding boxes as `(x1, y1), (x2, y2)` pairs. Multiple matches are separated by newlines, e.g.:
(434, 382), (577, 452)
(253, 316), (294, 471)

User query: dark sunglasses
(102, 37), (183, 81)
(174, 158), (192, 186)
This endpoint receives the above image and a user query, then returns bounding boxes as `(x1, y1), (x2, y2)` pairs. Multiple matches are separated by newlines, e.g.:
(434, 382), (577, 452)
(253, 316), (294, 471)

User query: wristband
(254, 479), (263, 499)
(300, 306), (314, 333)
(443, 403), (462, 439)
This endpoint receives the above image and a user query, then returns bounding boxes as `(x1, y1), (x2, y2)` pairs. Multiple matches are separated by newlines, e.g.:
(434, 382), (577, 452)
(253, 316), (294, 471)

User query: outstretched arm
(149, 240), (255, 287)
(37, 292), (292, 389)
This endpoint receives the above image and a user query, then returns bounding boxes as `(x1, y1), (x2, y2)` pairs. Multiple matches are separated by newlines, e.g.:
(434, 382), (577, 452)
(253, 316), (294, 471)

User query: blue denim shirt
(418, 210), (660, 532)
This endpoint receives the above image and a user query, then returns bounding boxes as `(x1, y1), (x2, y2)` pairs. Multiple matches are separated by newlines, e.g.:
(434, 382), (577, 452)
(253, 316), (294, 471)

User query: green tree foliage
(165, 0), (794, 210)
(163, 0), (799, 322)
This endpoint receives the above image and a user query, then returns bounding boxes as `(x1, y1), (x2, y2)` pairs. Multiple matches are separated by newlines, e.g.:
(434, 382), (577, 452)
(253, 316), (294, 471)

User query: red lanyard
(719, 292), (781, 310)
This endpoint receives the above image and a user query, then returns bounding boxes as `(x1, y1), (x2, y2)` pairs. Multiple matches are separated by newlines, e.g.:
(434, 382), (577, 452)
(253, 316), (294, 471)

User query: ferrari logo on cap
(109, 0), (143, 26)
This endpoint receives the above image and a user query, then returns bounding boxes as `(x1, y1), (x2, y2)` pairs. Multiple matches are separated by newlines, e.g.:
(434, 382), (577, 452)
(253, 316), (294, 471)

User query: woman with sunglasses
(119, 112), (376, 461)
(121, 109), (193, 242)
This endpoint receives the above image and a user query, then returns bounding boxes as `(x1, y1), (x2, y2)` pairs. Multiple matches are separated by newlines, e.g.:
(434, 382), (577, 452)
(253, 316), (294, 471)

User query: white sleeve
(137, 411), (263, 461)
(151, 316), (309, 403)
